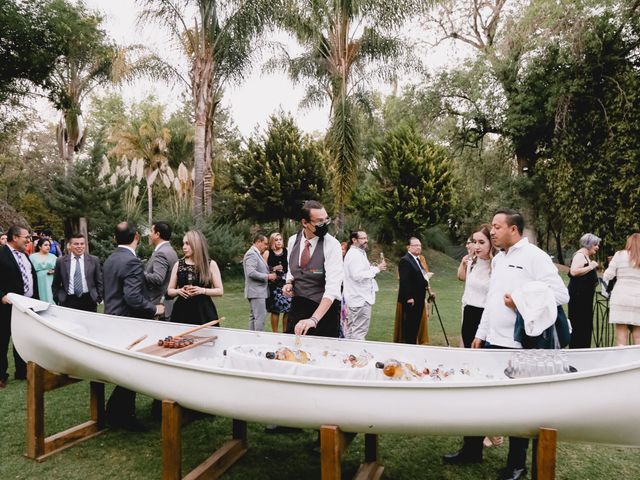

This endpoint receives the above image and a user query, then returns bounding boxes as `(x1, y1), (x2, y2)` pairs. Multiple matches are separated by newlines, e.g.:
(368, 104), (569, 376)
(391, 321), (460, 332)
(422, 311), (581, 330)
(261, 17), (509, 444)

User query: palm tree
(109, 97), (172, 230)
(274, 0), (423, 228)
(137, 0), (280, 219)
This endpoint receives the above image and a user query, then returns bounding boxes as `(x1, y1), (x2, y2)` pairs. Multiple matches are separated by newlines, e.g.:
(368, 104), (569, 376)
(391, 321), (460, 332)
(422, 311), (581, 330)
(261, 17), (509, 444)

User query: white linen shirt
(286, 232), (343, 302)
(474, 238), (569, 348)
(343, 246), (380, 307)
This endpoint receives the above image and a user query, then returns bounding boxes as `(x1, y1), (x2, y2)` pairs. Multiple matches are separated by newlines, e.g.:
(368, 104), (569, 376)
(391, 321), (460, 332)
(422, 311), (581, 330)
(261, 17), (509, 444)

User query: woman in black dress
(568, 233), (600, 348)
(263, 232), (290, 332)
(167, 230), (224, 325)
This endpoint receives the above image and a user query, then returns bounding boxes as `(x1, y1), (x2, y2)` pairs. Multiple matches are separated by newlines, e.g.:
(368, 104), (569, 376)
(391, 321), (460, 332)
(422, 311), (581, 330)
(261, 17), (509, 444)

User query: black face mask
(314, 223), (329, 238)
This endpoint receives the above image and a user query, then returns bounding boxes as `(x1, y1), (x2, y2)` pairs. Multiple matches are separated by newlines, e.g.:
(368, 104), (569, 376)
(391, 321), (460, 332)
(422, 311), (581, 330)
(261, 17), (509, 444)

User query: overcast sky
(75, 0), (468, 137)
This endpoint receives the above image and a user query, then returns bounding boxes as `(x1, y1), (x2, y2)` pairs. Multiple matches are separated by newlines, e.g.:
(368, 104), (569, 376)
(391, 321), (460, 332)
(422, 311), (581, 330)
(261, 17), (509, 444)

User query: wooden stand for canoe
(25, 362), (106, 461)
(318, 426), (558, 480)
(320, 426), (384, 480)
(162, 400), (247, 480)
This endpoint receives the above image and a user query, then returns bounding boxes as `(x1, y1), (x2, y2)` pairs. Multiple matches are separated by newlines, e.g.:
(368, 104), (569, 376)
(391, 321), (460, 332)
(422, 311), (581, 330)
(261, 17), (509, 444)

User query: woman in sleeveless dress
(263, 233), (290, 332)
(167, 230), (223, 325)
(30, 238), (57, 304)
(568, 233), (600, 348)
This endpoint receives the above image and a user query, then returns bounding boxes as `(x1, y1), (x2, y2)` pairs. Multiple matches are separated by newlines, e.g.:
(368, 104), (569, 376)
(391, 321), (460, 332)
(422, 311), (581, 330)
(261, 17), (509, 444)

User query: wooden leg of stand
(354, 434), (384, 480)
(26, 362), (45, 459)
(162, 400), (182, 480)
(537, 428), (557, 480)
(90, 381), (105, 428)
(321, 425), (343, 480)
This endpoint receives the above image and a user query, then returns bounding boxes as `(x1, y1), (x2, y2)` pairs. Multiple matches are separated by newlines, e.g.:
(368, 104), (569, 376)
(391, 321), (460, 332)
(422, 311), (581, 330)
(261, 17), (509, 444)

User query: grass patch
(0, 249), (637, 479)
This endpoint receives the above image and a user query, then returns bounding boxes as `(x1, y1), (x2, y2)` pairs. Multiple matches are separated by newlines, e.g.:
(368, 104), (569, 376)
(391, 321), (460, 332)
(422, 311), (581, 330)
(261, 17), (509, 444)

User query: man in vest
(283, 200), (343, 337)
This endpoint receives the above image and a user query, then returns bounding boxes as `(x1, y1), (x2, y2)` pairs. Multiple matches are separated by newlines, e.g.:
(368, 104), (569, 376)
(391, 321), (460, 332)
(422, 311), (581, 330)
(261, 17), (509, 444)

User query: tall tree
(0, 0), (64, 115)
(275, 0), (422, 228)
(137, 0), (280, 219)
(230, 113), (327, 230)
(372, 123), (454, 243)
(109, 96), (171, 229)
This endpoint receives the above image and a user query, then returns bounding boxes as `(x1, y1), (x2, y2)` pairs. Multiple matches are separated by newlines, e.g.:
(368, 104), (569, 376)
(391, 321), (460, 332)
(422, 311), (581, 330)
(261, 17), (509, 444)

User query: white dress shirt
(461, 258), (491, 308)
(474, 238), (569, 348)
(343, 246), (380, 307)
(68, 253), (88, 295)
(286, 232), (344, 302)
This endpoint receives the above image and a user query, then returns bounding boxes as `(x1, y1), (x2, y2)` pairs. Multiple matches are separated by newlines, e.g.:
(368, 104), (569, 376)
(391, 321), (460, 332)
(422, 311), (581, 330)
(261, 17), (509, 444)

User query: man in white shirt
(283, 200), (343, 337)
(444, 209), (569, 480)
(343, 231), (386, 340)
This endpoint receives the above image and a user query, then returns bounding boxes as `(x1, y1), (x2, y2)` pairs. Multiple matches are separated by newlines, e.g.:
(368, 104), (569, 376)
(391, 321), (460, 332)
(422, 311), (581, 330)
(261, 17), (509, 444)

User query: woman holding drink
(167, 230), (224, 325)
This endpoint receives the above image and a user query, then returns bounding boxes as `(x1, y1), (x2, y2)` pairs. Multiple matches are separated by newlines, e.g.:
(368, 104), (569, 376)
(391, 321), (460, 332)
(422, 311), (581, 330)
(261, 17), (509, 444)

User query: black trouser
(1, 311), (26, 381)
(61, 293), (98, 312)
(461, 305), (483, 348)
(106, 386), (137, 422)
(286, 296), (340, 338)
(401, 299), (425, 344)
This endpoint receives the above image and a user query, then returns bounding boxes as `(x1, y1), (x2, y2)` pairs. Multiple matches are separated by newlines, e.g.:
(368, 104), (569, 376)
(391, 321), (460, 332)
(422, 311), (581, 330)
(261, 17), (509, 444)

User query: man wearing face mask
(343, 231), (386, 340)
(283, 200), (344, 337)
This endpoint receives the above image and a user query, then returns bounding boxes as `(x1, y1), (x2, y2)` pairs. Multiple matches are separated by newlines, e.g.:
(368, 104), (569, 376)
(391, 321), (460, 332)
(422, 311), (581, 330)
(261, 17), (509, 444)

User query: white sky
(62, 0), (469, 137)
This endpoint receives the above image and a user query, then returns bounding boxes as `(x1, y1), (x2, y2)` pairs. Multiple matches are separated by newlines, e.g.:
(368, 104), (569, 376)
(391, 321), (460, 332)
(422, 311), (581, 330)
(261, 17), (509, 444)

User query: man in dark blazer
(0, 225), (39, 388)
(52, 233), (103, 312)
(103, 221), (164, 430)
(144, 221), (178, 320)
(394, 237), (433, 345)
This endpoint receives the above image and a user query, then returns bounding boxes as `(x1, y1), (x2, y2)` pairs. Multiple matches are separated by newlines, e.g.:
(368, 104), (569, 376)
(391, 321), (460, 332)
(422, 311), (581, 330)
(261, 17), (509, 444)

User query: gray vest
(289, 233), (326, 304)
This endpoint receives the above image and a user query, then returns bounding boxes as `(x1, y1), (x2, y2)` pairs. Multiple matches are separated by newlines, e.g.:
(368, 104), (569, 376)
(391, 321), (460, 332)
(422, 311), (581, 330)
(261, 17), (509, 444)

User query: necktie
(300, 240), (311, 268)
(73, 256), (83, 297)
(13, 250), (31, 295)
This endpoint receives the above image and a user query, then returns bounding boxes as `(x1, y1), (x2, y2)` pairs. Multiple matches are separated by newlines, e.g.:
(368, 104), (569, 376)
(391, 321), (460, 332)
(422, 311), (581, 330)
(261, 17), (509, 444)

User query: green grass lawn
(1, 250), (638, 479)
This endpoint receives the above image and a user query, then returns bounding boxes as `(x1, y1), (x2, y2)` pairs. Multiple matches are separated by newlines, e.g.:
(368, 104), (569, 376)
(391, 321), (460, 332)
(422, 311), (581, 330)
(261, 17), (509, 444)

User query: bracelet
(309, 316), (319, 327)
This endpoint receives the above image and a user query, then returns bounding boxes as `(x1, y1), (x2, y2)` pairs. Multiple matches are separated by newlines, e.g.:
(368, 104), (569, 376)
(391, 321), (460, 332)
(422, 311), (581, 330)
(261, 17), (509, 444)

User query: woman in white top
(603, 233), (640, 345)
(458, 225), (496, 348)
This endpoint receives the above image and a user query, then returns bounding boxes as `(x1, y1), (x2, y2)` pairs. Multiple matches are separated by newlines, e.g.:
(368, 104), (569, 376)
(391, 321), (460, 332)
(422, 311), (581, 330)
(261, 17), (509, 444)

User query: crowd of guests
(2, 204), (640, 478)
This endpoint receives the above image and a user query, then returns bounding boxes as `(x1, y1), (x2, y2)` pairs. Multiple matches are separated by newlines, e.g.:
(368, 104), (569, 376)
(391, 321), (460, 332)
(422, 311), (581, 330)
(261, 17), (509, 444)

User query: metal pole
(431, 298), (450, 347)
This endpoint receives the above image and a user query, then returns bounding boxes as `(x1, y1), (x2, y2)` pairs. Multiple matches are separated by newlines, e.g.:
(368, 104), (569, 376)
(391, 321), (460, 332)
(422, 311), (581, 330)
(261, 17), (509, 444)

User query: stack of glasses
(506, 350), (573, 378)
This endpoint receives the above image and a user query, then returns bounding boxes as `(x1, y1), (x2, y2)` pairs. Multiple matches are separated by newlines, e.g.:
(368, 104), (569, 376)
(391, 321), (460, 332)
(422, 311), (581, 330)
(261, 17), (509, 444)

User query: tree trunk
(147, 184), (153, 243)
(193, 114), (206, 220)
(554, 231), (564, 266)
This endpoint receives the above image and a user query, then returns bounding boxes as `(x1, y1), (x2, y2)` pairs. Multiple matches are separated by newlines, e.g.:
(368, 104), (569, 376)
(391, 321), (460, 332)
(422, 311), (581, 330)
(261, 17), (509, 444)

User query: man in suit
(103, 221), (164, 430)
(144, 221), (178, 320)
(0, 225), (39, 388)
(52, 233), (103, 312)
(394, 237), (434, 344)
(243, 234), (276, 331)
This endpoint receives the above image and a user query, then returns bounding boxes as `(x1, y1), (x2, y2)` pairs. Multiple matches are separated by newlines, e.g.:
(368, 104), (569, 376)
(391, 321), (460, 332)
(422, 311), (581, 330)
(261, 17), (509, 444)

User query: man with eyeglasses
(394, 237), (433, 344)
(343, 231), (386, 340)
(283, 200), (343, 337)
(0, 225), (40, 388)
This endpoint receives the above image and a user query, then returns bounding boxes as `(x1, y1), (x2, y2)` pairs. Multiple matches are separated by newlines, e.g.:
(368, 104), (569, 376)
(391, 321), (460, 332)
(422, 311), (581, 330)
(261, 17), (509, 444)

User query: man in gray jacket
(144, 221), (178, 320)
(243, 234), (276, 331)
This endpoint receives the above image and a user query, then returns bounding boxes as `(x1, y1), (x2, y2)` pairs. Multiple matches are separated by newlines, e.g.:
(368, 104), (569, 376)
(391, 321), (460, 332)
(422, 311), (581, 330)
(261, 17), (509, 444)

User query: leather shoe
(0, 378), (6, 389)
(14, 373), (26, 380)
(442, 450), (483, 465)
(498, 467), (526, 480)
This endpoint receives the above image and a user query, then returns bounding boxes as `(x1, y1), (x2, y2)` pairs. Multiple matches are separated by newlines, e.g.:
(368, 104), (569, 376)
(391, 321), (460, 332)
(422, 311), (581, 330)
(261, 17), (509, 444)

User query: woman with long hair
(167, 230), (223, 325)
(603, 233), (640, 345)
(567, 233), (600, 348)
(262, 232), (291, 332)
(445, 224), (501, 460)
(459, 225), (496, 348)
(29, 238), (56, 304)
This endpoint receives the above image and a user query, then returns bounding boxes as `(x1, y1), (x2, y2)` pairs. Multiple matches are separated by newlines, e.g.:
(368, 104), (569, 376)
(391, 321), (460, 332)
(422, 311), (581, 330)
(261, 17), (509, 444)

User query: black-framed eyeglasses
(312, 218), (331, 227)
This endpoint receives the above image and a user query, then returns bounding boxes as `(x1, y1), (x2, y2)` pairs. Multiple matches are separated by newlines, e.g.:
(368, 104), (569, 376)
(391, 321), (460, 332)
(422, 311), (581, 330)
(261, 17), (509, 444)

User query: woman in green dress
(30, 238), (57, 304)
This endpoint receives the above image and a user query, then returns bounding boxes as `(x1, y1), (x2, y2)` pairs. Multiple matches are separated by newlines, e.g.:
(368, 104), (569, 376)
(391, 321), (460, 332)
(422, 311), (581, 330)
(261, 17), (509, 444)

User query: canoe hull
(10, 294), (640, 446)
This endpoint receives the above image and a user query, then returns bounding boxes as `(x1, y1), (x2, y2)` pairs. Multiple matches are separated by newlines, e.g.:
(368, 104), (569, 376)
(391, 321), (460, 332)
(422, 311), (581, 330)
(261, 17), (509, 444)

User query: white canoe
(10, 293), (640, 447)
